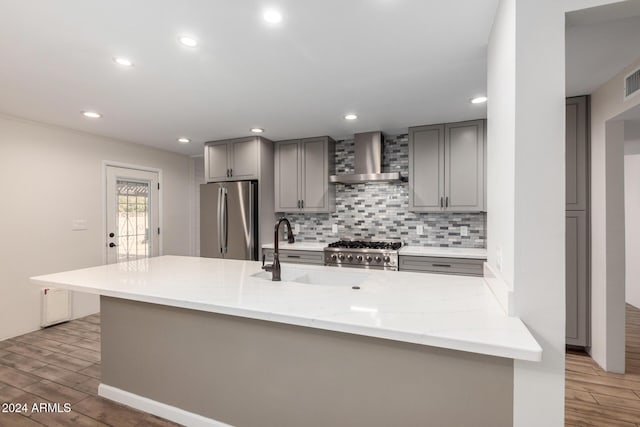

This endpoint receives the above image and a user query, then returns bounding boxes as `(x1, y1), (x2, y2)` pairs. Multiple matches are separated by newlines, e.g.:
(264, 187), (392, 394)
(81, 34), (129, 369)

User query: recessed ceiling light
(250, 128), (264, 133)
(263, 10), (283, 23)
(113, 57), (134, 67)
(178, 36), (198, 47)
(470, 96), (488, 104)
(344, 114), (358, 120)
(177, 137), (191, 144)
(82, 111), (102, 119)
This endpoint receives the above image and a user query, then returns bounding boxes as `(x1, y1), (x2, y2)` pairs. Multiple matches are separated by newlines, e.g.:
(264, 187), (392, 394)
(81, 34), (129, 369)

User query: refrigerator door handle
(222, 188), (229, 253)
(217, 187), (224, 254)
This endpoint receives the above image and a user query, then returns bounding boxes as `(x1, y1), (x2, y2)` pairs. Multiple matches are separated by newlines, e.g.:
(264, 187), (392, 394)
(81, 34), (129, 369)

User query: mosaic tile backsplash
(285, 135), (486, 248)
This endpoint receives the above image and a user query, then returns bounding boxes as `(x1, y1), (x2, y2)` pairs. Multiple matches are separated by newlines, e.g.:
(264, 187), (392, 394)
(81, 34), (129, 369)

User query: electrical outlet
(416, 225), (424, 235)
(332, 224), (338, 233)
(460, 226), (468, 237)
(294, 224), (300, 233)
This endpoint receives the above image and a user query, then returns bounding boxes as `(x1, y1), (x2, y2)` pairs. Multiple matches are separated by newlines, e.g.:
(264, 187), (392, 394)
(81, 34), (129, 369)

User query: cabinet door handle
(440, 197), (443, 208)
(297, 200), (300, 209)
(226, 169), (229, 177)
(445, 196), (449, 208)
(301, 200), (304, 209)
(432, 264), (452, 268)
(230, 168), (233, 177)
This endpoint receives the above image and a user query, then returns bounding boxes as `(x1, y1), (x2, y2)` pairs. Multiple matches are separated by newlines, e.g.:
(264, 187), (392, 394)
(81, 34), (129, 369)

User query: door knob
(109, 242), (118, 248)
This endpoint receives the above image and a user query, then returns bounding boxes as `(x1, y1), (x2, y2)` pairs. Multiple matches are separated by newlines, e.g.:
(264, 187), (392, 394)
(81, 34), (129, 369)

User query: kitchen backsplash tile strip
(284, 135), (486, 248)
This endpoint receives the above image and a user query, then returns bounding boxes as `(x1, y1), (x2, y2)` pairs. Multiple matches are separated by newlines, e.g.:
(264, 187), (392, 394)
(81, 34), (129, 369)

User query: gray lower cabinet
(274, 136), (335, 213)
(409, 120), (485, 212)
(262, 249), (324, 265)
(399, 256), (484, 276)
(204, 137), (259, 182)
(566, 211), (588, 347)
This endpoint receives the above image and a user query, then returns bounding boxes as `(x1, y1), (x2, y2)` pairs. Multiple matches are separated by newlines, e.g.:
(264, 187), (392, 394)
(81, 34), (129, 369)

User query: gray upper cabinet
(566, 96), (588, 211)
(409, 119), (485, 212)
(275, 136), (335, 213)
(409, 124), (445, 211)
(205, 137), (259, 182)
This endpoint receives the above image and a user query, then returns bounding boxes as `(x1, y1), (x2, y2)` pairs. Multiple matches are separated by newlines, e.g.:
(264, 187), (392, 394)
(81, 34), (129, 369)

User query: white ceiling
(566, 1), (640, 97)
(0, 0), (497, 156)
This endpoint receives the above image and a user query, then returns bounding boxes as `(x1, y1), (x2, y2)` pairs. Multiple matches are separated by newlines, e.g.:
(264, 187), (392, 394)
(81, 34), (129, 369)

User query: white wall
(0, 114), (196, 340)
(488, 1), (566, 425)
(625, 120), (640, 309)
(590, 56), (640, 372)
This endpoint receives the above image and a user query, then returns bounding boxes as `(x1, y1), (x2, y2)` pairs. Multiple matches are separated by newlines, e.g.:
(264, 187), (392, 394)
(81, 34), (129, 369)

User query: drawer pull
(432, 264), (452, 268)
(285, 255), (301, 258)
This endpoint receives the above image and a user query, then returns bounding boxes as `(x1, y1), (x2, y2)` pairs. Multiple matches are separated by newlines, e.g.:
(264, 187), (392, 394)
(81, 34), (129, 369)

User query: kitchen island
(32, 256), (540, 427)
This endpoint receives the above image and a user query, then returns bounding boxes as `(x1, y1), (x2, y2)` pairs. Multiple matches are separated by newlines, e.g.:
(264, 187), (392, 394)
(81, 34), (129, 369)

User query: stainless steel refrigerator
(200, 181), (258, 260)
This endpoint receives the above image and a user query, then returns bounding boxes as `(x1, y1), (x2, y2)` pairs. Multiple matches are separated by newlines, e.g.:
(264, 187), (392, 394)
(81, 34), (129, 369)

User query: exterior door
(106, 166), (160, 264)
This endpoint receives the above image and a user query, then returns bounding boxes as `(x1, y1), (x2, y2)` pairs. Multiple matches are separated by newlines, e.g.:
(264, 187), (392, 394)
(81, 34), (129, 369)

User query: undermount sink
(251, 268), (367, 287)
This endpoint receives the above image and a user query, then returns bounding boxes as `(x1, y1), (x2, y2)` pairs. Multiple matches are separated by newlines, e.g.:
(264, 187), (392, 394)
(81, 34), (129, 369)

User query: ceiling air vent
(625, 68), (640, 100)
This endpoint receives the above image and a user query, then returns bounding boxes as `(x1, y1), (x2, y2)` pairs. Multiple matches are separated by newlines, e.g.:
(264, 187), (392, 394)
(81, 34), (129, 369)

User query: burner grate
(327, 240), (402, 250)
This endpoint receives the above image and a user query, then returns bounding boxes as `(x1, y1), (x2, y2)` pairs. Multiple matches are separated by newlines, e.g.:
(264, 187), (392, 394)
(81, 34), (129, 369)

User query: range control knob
(338, 254), (345, 261)
(347, 255), (354, 261)
(383, 256), (391, 263)
(375, 256), (382, 263)
(356, 255), (363, 262)
(365, 255), (373, 263)
(331, 254), (337, 261)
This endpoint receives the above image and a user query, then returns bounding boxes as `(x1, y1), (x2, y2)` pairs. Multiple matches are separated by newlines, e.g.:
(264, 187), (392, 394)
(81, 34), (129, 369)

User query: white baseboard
(98, 383), (232, 427)
(483, 262), (515, 316)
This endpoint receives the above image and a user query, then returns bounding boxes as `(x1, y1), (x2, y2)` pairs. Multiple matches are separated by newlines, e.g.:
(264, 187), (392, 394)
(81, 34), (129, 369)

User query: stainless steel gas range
(323, 239), (402, 271)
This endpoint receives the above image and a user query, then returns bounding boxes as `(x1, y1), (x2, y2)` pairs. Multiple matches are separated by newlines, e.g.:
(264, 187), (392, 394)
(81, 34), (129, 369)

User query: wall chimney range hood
(329, 131), (405, 184)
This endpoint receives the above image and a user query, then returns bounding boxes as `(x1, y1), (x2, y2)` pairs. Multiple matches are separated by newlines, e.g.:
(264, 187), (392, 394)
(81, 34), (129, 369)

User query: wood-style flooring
(566, 304), (640, 426)
(3, 306), (640, 426)
(0, 314), (180, 426)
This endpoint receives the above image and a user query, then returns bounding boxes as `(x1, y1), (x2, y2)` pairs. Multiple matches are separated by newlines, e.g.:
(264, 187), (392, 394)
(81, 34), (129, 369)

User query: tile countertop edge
(31, 277), (541, 363)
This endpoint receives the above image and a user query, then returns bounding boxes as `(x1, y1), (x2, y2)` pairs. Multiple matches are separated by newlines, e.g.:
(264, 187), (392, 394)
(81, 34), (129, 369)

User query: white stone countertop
(261, 241), (327, 251)
(399, 247), (488, 259)
(31, 256), (541, 362)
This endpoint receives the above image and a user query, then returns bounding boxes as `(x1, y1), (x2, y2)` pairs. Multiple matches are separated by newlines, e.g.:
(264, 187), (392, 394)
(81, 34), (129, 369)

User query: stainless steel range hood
(329, 131), (405, 184)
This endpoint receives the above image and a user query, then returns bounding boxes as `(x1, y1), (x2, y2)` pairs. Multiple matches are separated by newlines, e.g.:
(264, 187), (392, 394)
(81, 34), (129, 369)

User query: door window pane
(116, 180), (151, 262)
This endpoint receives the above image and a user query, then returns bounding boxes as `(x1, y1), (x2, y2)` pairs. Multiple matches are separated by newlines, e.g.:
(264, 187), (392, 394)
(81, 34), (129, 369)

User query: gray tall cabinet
(566, 96), (590, 347)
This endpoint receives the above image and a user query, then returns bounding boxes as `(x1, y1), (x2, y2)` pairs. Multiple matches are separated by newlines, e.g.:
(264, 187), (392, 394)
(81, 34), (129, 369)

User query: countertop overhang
(31, 256), (541, 362)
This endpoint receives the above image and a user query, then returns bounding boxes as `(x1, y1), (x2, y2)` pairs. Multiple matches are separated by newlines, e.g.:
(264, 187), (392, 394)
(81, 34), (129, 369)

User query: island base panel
(101, 296), (513, 427)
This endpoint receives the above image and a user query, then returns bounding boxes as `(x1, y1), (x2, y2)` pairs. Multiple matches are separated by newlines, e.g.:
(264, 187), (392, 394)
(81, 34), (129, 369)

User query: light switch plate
(460, 226), (469, 237)
(72, 219), (88, 231)
(416, 225), (424, 235)
(332, 224), (338, 233)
